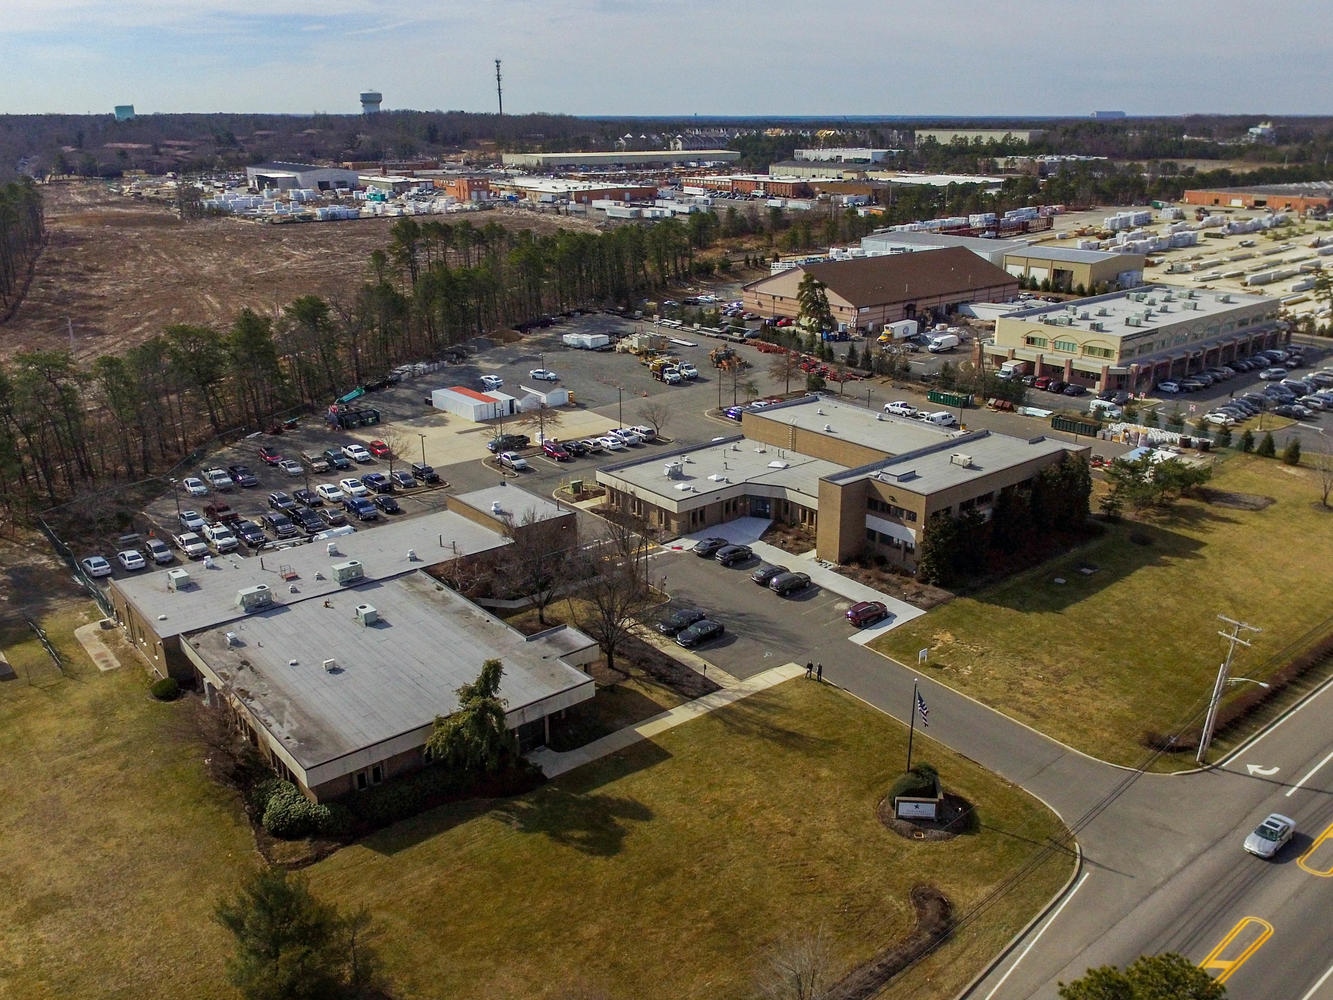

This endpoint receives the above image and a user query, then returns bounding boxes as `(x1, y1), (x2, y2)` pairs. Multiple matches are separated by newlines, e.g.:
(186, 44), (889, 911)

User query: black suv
(261, 512), (299, 539)
(715, 544), (753, 567)
(693, 537), (729, 558)
(267, 491), (298, 512)
(290, 507), (324, 534)
(486, 433), (530, 454)
(656, 608), (707, 636)
(411, 462), (442, 484)
(323, 448), (353, 471)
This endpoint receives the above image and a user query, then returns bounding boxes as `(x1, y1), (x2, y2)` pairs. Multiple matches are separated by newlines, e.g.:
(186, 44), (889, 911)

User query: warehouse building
(245, 161), (361, 192)
(1182, 183), (1333, 215)
(501, 150), (739, 170)
(107, 504), (595, 801)
(596, 395), (1083, 570)
(489, 177), (659, 205)
(987, 285), (1283, 393)
(741, 247), (1019, 334)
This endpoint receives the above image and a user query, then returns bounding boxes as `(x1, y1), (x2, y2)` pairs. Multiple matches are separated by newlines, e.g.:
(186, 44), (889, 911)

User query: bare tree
(635, 399), (672, 440)
(768, 350), (803, 396)
(514, 400), (564, 443)
(376, 427), (416, 478)
(754, 925), (833, 1000)
(496, 508), (580, 626)
(569, 509), (658, 673)
(1315, 432), (1333, 508)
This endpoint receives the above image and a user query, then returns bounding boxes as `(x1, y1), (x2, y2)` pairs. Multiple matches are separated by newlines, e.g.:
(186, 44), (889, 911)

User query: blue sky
(5, 0), (1331, 116)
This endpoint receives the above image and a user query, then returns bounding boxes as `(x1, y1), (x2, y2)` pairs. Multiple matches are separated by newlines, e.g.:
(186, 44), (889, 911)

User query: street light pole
(1196, 614), (1262, 766)
(169, 478), (181, 520)
(418, 433), (427, 467)
(617, 386), (623, 430)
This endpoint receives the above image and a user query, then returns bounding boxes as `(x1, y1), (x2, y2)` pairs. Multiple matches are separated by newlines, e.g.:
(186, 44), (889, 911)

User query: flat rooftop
(452, 485), (570, 525)
(998, 284), (1272, 342)
(747, 395), (965, 455)
(862, 231), (1029, 257)
(192, 572), (595, 779)
(112, 510), (510, 639)
(598, 435), (840, 509)
(828, 429), (1076, 494)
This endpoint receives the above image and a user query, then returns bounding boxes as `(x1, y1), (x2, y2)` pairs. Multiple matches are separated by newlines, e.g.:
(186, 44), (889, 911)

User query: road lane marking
(979, 872), (1090, 1000)
(1287, 748), (1333, 798)
(1246, 763), (1280, 776)
(1298, 962), (1333, 1000)
(1199, 916), (1273, 984)
(1297, 821), (1333, 877)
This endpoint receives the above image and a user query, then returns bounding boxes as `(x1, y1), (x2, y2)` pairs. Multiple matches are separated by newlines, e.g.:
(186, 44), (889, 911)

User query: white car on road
(480, 374), (504, 390)
(1244, 813), (1295, 858)
(528, 369), (559, 382)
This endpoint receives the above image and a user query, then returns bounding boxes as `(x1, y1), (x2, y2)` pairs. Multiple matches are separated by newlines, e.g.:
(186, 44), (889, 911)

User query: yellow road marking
(1199, 916), (1274, 983)
(1298, 820), (1333, 877)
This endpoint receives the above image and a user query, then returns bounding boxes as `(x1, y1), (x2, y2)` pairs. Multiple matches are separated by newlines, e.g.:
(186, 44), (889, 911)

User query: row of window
(866, 496), (919, 522)
(1024, 335), (1116, 360)
(866, 528), (916, 552)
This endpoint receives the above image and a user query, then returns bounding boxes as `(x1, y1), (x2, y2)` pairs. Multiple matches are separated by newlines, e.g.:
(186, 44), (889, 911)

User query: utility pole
(495, 59), (503, 116)
(1196, 614), (1262, 765)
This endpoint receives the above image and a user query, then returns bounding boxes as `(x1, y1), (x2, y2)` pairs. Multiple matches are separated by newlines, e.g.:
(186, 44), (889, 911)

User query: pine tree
(1257, 431), (1277, 458)
(1282, 437), (1302, 466)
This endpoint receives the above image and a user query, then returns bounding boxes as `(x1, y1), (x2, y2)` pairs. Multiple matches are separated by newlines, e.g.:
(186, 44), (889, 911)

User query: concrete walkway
(528, 661), (805, 778)
(74, 620), (122, 673)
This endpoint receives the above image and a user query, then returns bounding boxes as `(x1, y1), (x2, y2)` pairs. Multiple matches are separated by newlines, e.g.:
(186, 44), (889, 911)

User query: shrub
(889, 763), (940, 800)
(1256, 431), (1277, 458)
(1240, 427), (1255, 453)
(149, 677), (180, 701)
(1215, 426), (1233, 449)
(1282, 437), (1301, 465)
(260, 781), (341, 839)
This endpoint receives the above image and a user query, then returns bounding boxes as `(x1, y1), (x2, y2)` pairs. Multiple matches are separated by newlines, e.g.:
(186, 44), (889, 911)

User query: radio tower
(495, 59), (503, 116)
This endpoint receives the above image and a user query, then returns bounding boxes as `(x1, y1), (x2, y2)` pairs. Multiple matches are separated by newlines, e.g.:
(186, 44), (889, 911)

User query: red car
(257, 444), (282, 466)
(368, 440), (392, 458)
(542, 441), (571, 461)
(846, 601), (889, 627)
(1032, 376), (1052, 391)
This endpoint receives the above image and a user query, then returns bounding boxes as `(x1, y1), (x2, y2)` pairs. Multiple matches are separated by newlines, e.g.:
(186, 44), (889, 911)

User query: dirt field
(4, 182), (601, 361)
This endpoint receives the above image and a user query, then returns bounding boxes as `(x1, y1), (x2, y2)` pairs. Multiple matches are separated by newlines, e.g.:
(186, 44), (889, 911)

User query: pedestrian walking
(805, 661), (813, 679)
(816, 663), (823, 683)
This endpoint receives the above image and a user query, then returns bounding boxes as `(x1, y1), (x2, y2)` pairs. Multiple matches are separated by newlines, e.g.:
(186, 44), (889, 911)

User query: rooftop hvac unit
(235, 584), (273, 612)
(323, 658), (338, 673)
(224, 631), (239, 647)
(491, 501), (503, 514)
(1097, 307), (1109, 316)
(166, 568), (191, 591)
(950, 453), (974, 468)
(354, 603), (379, 627)
(331, 559), (364, 585)
(1080, 312), (1090, 321)
(1089, 322), (1103, 332)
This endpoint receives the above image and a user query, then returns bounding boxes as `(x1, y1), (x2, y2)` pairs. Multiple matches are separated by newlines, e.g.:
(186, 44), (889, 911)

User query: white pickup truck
(172, 531), (208, 559)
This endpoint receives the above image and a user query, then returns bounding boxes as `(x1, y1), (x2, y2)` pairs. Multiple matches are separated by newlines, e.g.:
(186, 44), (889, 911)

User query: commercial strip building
(986, 285), (1284, 393)
(860, 231), (1144, 292)
(107, 498), (595, 801)
(500, 150), (739, 170)
(1182, 183), (1333, 215)
(244, 161), (361, 192)
(741, 248), (1019, 334)
(487, 176), (660, 205)
(596, 396), (1084, 570)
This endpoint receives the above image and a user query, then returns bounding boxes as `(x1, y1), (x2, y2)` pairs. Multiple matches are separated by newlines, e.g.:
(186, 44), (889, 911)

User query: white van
(1088, 399), (1123, 419)
(923, 411), (958, 427)
(927, 333), (960, 353)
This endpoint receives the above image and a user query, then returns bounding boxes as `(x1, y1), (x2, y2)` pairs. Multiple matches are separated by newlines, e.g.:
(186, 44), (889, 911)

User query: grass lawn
(309, 681), (1071, 1000)
(873, 454), (1333, 766)
(0, 610), (254, 1000)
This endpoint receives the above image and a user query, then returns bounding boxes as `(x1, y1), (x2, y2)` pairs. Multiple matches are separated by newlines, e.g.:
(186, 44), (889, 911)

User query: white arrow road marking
(1247, 764), (1280, 776)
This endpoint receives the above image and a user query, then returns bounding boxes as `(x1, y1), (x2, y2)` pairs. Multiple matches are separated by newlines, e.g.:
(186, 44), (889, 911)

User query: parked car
(1032, 376), (1052, 391)
(596, 435), (627, 452)
(750, 563), (789, 586)
(528, 369), (560, 381)
(373, 494), (402, 515)
(172, 531), (208, 559)
(846, 601), (889, 627)
(258, 444), (282, 466)
(181, 476), (209, 497)
(368, 440), (392, 458)
(342, 443), (373, 463)
(1259, 367), (1289, 380)
(578, 438), (603, 454)
(715, 544), (753, 567)
(234, 519), (267, 547)
(656, 608), (707, 636)
(267, 490), (298, 512)
(293, 487), (323, 507)
(342, 497), (380, 522)
(315, 483), (344, 503)
(884, 401), (917, 417)
(769, 571), (811, 595)
(1062, 383), (1088, 397)
(202, 522), (239, 553)
(676, 619), (725, 649)
(227, 464), (259, 488)
(390, 469), (417, 489)
(278, 458), (304, 477)
(339, 477), (370, 498)
(693, 536), (729, 558)
(1157, 381), (1181, 394)
(323, 448), (352, 471)
(480, 374), (504, 390)
(290, 507), (324, 533)
(661, 368), (683, 385)
(678, 362), (699, 379)
(145, 537), (174, 564)
(360, 472), (392, 493)
(487, 433), (530, 453)
(608, 428), (643, 446)
(201, 468), (233, 491)
(261, 512), (299, 538)
(629, 425), (657, 442)
(1203, 412), (1236, 426)
(81, 555), (113, 578)
(499, 451), (530, 471)
(318, 507), (348, 528)
(1243, 812), (1295, 858)
(562, 440), (590, 457)
(1047, 380), (1068, 394)
(410, 462), (442, 484)
(178, 509), (206, 531)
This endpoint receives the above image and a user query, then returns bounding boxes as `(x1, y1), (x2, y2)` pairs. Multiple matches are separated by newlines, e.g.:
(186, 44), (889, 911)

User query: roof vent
(823, 423), (832, 432)
(235, 584), (273, 612)
(225, 631), (240, 647)
(354, 603), (379, 626)
(323, 658), (338, 673)
(406, 549), (418, 561)
(950, 453), (975, 468)
(491, 501), (503, 514)
(166, 567), (191, 591)
(875, 412), (883, 421)
(326, 541), (339, 557)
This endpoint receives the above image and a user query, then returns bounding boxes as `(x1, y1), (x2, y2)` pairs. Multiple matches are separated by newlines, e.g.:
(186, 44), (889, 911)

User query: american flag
(916, 690), (930, 728)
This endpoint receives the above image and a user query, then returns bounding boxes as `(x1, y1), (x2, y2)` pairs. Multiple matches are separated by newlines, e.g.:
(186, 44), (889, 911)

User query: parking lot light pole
(1196, 614), (1262, 766)
(168, 478), (181, 520)
(418, 433), (427, 467)
(617, 386), (623, 430)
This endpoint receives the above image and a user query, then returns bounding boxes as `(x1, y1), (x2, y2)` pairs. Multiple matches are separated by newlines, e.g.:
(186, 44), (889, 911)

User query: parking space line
(1286, 748), (1333, 798)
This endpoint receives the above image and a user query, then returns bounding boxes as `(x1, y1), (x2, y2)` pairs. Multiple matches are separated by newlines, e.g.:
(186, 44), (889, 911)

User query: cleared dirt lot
(4, 182), (600, 361)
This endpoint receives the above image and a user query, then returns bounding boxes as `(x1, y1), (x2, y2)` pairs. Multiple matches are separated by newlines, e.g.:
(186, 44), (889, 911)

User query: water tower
(360, 89), (382, 115)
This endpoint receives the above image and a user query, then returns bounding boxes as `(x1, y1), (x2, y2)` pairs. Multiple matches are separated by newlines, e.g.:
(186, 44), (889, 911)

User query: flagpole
(906, 678), (918, 772)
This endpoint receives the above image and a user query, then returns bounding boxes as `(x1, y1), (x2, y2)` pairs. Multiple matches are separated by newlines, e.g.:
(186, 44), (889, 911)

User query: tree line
(0, 178), (43, 318)
(0, 212), (706, 528)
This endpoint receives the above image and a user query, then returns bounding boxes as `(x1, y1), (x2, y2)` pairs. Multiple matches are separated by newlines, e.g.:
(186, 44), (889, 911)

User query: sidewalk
(74, 621), (122, 673)
(528, 661), (805, 778)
